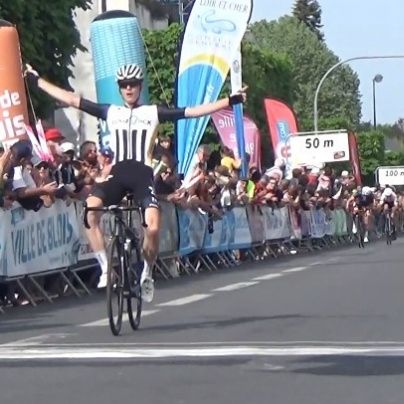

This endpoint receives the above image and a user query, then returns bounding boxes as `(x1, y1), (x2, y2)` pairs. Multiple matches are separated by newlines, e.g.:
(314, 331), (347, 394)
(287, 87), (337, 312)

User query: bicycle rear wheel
(107, 236), (125, 336)
(127, 247), (142, 330)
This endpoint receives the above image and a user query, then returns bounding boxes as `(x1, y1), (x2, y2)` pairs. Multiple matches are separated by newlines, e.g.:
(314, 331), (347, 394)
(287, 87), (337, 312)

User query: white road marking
(1, 333), (72, 346)
(157, 294), (211, 307)
(3, 342), (404, 359)
(79, 310), (159, 327)
(213, 281), (259, 292)
(252, 273), (283, 281)
(282, 266), (307, 273)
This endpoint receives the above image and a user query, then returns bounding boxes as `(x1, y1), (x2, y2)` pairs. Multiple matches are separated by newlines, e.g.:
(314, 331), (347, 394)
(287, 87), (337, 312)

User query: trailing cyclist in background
(379, 186), (398, 244)
(349, 186), (374, 247)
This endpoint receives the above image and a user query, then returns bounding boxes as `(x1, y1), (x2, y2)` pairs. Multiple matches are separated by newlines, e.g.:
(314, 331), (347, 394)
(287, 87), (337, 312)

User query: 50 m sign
(290, 132), (349, 166)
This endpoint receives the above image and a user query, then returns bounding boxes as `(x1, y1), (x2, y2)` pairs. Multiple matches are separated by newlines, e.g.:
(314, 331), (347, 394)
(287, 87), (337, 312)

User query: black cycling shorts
(90, 160), (159, 209)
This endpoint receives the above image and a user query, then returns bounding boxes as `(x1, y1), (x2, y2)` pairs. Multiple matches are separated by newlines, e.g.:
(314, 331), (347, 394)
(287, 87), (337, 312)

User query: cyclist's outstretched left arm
(184, 86), (247, 118)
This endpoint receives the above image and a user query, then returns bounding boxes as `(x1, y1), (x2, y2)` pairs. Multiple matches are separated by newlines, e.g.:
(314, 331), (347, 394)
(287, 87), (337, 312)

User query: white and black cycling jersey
(79, 99), (186, 166)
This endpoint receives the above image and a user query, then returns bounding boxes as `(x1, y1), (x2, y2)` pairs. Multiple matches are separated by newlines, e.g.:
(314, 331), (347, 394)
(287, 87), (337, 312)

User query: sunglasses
(118, 80), (142, 89)
(37, 164), (50, 170)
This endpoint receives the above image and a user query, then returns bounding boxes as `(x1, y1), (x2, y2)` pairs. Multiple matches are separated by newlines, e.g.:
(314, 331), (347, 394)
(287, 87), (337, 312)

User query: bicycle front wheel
(107, 236), (125, 336)
(386, 215), (392, 245)
(127, 248), (142, 331)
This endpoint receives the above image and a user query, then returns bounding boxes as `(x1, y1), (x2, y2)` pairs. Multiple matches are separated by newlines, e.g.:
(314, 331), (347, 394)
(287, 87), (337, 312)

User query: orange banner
(0, 20), (29, 149)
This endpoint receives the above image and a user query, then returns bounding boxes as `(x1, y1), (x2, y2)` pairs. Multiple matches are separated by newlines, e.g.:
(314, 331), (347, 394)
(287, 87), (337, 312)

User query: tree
(384, 150), (404, 166)
(136, 0), (193, 24)
(249, 17), (361, 132)
(357, 130), (385, 183)
(292, 0), (324, 41)
(143, 23), (182, 136)
(143, 24), (295, 165)
(0, 0), (92, 119)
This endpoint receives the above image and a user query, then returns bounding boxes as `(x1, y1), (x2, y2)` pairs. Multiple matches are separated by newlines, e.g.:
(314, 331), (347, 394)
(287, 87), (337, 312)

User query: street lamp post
(313, 55), (404, 134)
(372, 74), (383, 129)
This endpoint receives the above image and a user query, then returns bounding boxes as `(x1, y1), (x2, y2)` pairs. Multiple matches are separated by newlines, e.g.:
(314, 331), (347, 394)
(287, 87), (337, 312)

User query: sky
(250, 0), (404, 125)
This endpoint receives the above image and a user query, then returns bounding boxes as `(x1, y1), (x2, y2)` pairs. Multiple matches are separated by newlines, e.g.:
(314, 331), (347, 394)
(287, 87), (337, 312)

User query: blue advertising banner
(1, 200), (80, 277)
(175, 0), (252, 176)
(177, 208), (207, 256)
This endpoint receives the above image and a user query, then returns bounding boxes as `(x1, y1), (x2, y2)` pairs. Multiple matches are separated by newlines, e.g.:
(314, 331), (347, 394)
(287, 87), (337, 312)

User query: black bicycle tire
(354, 215), (363, 248)
(360, 215), (365, 248)
(107, 236), (124, 336)
(127, 247), (142, 331)
(386, 214), (392, 245)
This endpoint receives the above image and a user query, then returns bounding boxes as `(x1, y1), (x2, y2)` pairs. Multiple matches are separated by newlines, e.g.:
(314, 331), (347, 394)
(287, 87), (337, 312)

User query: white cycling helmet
(116, 64), (144, 82)
(362, 186), (372, 196)
(384, 188), (393, 197)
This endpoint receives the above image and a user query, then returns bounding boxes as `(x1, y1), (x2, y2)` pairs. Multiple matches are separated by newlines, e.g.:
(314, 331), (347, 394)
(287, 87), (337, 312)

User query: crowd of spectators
(0, 128), (363, 218)
(151, 137), (360, 220)
(1, 129), (402, 306)
(0, 128), (115, 211)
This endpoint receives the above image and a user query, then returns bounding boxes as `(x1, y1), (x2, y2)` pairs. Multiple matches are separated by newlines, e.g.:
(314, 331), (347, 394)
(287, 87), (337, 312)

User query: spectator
(317, 166), (333, 193)
(153, 134), (174, 161)
(236, 177), (249, 205)
(45, 127), (65, 164)
(154, 155), (180, 201)
(264, 177), (284, 208)
(289, 167), (302, 187)
(220, 145), (241, 173)
(10, 140), (57, 210)
(45, 127), (65, 144)
(245, 167), (260, 197)
(80, 141), (98, 168)
(96, 146), (114, 183)
(34, 160), (54, 207)
(183, 144), (211, 188)
(265, 158), (285, 182)
(60, 142), (78, 192)
(307, 166), (320, 186)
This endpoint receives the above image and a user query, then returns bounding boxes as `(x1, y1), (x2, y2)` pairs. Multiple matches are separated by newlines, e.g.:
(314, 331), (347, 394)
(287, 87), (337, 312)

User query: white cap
(60, 142), (75, 153)
(341, 170), (349, 177)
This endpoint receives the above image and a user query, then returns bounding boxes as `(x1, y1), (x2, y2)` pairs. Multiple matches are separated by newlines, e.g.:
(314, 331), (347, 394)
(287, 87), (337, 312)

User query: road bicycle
(84, 194), (146, 336)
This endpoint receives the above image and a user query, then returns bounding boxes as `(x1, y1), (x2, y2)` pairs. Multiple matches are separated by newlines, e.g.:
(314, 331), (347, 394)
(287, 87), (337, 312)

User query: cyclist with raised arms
(25, 63), (247, 302)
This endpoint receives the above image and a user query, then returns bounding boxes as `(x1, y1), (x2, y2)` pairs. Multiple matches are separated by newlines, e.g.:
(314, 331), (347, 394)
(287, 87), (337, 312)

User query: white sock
(94, 250), (108, 275)
(365, 231), (369, 238)
(141, 261), (152, 282)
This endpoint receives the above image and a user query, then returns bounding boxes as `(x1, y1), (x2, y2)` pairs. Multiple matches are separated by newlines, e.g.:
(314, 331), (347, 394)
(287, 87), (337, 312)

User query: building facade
(55, 0), (168, 147)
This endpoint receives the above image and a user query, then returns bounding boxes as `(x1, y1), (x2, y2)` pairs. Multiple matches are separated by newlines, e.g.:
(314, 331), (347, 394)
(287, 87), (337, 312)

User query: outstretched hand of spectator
(42, 181), (58, 195)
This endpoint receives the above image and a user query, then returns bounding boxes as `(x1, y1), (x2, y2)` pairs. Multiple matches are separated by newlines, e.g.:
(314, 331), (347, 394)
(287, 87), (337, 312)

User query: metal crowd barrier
(0, 199), (388, 311)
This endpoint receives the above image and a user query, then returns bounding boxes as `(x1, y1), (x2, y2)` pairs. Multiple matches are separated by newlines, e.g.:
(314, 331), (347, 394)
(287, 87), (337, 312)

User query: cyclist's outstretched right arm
(25, 64), (80, 108)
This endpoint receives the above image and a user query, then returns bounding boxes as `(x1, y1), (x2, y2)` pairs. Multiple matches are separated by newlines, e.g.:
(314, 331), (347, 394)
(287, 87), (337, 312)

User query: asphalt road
(2, 239), (404, 404)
